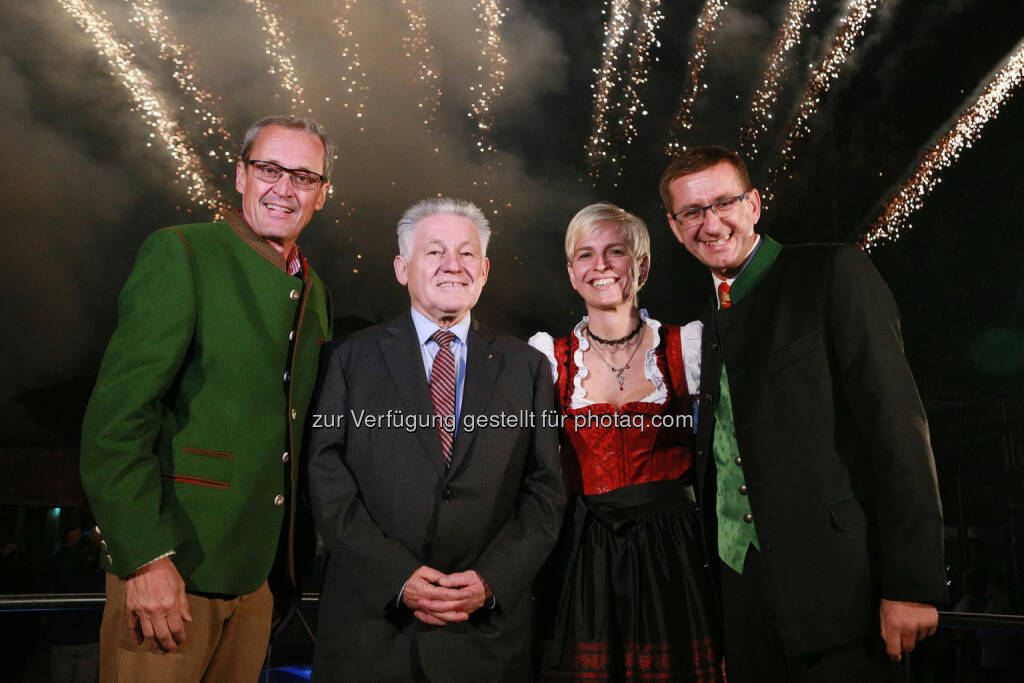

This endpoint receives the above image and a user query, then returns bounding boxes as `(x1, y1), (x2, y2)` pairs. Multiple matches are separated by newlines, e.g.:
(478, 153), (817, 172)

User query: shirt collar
(712, 234), (762, 290)
(713, 234), (784, 308)
(225, 209), (302, 274)
(410, 307), (471, 346)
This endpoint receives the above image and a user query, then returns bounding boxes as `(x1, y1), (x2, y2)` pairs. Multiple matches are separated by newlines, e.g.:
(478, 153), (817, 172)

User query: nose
(440, 250), (462, 272)
(700, 206), (726, 233)
(271, 172), (295, 196)
(593, 252), (609, 270)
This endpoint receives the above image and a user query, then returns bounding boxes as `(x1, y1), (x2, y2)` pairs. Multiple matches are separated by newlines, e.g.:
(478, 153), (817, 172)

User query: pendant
(614, 364), (629, 390)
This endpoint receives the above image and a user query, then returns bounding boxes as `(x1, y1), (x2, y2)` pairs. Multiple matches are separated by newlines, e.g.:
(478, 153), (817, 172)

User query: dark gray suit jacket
(695, 239), (947, 658)
(308, 311), (565, 682)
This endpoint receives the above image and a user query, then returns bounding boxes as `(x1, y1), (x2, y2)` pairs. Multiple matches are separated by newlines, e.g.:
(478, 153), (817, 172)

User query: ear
(666, 213), (685, 243)
(748, 188), (762, 224)
(638, 255), (650, 285)
(479, 256), (490, 285)
(393, 255), (408, 286)
(314, 182), (330, 211)
(235, 160), (247, 194)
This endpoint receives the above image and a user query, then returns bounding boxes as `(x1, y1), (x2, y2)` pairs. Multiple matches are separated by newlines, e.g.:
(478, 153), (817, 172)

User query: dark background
(1, 0), (1021, 619)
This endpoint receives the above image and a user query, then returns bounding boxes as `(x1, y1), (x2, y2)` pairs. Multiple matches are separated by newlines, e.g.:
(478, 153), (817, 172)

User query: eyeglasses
(245, 159), (326, 191)
(670, 193), (748, 227)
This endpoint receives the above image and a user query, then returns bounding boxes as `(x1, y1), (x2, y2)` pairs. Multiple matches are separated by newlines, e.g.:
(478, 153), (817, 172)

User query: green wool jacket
(81, 212), (331, 595)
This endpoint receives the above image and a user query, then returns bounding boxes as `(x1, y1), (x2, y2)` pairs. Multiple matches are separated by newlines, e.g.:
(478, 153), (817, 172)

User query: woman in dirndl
(529, 202), (723, 682)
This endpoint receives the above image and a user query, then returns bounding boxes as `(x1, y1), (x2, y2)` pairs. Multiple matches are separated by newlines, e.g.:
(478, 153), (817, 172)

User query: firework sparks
(586, 0), (665, 185)
(332, 0), (369, 132)
(586, 0), (630, 180)
(764, 0), (882, 201)
(738, 0), (818, 160)
(128, 0), (234, 171)
(245, 0), (307, 113)
(861, 39), (1024, 250)
(468, 0), (507, 160)
(400, 0), (442, 135)
(665, 0), (727, 155)
(58, 0), (226, 215)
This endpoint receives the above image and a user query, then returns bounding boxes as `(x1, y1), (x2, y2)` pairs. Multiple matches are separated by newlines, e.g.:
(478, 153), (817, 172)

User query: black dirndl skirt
(540, 479), (723, 682)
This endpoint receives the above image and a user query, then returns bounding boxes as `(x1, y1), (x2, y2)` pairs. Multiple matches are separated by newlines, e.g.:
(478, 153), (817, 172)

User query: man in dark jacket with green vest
(660, 147), (946, 682)
(81, 115), (334, 682)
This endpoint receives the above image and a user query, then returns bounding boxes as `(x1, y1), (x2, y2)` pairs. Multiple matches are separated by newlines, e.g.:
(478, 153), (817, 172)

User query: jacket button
(100, 540), (108, 550)
(743, 513), (753, 523)
(283, 371), (290, 382)
(702, 392), (713, 402)
(734, 456), (742, 467)
(105, 554), (112, 564)
(738, 484), (748, 495)
(711, 342), (719, 351)
(696, 449), (703, 458)
(289, 330), (296, 341)
(442, 489), (455, 502)
(289, 289), (300, 301)
(274, 494), (285, 506)
(281, 452), (290, 464)
(290, 408), (297, 419)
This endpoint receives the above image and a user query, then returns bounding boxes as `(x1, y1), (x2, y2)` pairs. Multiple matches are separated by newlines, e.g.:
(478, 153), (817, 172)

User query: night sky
(1, 0), (1021, 446)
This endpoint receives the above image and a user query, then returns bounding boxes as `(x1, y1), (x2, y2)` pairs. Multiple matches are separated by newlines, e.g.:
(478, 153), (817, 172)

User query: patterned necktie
(717, 281), (732, 309)
(429, 330), (457, 467)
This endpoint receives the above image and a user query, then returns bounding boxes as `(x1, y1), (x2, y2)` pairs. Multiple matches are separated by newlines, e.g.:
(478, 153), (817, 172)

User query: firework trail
(764, 0), (883, 202)
(332, 0), (369, 132)
(586, 0), (630, 179)
(57, 0), (227, 216)
(400, 0), (442, 135)
(665, 0), (727, 155)
(128, 0), (234, 171)
(468, 0), (507, 160)
(245, 0), (308, 113)
(586, 0), (665, 185)
(861, 38), (1024, 250)
(738, 0), (818, 160)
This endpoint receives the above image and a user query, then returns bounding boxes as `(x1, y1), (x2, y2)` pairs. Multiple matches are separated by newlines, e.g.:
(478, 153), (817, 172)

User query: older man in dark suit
(307, 197), (565, 682)
(660, 147), (947, 682)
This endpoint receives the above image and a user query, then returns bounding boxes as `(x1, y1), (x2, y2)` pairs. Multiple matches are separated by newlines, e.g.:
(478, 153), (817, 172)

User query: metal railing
(2, 593), (1024, 631)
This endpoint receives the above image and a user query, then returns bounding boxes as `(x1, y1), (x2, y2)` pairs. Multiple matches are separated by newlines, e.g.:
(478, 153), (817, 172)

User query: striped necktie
(429, 330), (457, 467)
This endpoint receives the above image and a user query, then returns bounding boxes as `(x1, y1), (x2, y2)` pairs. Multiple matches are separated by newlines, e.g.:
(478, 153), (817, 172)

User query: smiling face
(393, 213), (490, 328)
(568, 222), (648, 311)
(666, 161), (761, 279)
(235, 125), (329, 255)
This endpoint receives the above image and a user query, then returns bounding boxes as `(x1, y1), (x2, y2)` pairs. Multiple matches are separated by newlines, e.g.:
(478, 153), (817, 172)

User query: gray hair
(240, 115), (336, 181)
(396, 198), (491, 259)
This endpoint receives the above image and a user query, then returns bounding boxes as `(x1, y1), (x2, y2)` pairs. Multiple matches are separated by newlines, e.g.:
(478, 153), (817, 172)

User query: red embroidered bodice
(553, 324), (694, 495)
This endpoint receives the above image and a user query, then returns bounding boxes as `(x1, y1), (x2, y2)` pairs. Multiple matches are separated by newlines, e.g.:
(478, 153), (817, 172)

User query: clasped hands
(401, 565), (493, 626)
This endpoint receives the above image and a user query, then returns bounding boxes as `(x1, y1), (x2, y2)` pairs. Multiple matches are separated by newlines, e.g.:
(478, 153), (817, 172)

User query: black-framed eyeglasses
(671, 193), (748, 227)
(245, 159), (326, 191)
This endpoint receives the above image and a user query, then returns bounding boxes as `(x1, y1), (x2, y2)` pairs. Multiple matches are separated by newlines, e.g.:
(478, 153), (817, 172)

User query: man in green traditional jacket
(81, 115), (334, 682)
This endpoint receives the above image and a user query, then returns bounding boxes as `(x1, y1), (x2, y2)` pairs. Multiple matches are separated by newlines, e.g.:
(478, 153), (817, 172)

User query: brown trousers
(99, 573), (272, 682)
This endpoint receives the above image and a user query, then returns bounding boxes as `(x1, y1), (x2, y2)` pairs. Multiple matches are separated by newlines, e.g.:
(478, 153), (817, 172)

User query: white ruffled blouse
(528, 310), (702, 410)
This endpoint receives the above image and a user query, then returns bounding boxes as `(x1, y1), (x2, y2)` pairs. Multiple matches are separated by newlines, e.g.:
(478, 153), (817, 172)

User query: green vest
(714, 236), (781, 573)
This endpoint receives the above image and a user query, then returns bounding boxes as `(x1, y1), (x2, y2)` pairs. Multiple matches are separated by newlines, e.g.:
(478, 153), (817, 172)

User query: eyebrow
(262, 159), (322, 175)
(574, 241), (627, 253)
(425, 240), (479, 251)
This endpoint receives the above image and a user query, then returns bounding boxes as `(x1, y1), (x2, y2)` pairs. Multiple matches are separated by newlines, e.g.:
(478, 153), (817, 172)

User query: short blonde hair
(564, 202), (650, 305)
